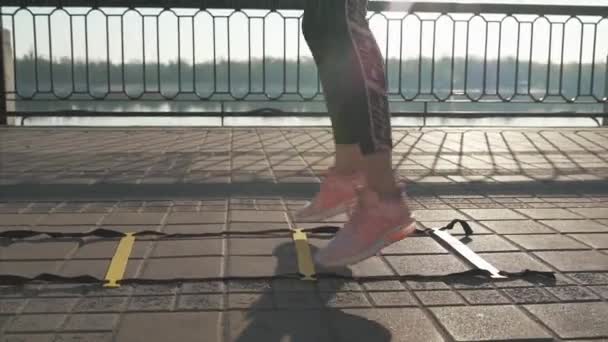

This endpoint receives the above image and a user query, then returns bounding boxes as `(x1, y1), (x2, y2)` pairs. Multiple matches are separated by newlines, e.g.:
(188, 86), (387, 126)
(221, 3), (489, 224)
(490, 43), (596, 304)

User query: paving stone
(459, 235), (519, 252)
(275, 291), (323, 309)
(567, 272), (608, 285)
(362, 281), (406, 291)
(228, 237), (293, 256)
(140, 257), (222, 279)
(0, 299), (25, 313)
(38, 213), (104, 226)
(22, 297), (78, 313)
(480, 220), (554, 234)
(1, 241), (79, 260)
(177, 294), (223, 310)
(459, 289), (510, 304)
(271, 279), (317, 292)
(0, 214), (43, 226)
(539, 220), (608, 233)
(165, 212), (226, 224)
(525, 302), (608, 339)
(346, 257), (395, 277)
(226, 310), (332, 341)
(386, 255), (470, 276)
(316, 279), (362, 292)
(0, 314), (10, 329)
(420, 221), (493, 235)
(478, 252), (552, 272)
(127, 295), (175, 311)
(115, 312), (220, 342)
(515, 208), (583, 219)
(228, 222), (288, 232)
(151, 238), (223, 257)
(502, 287), (559, 304)
(431, 306), (552, 341)
(506, 234), (589, 250)
(53, 333), (113, 342)
(320, 292), (371, 308)
(131, 284), (177, 296)
(0, 334), (54, 342)
(461, 209), (526, 220)
(163, 224), (224, 234)
(73, 296), (128, 312)
(228, 293), (273, 309)
(180, 281), (225, 294)
(569, 207), (608, 219)
(534, 251), (608, 272)
(227, 280), (273, 292)
(569, 233), (608, 248)
(332, 308), (444, 342)
(62, 313), (118, 331)
(72, 240), (151, 259)
(61, 259), (141, 279)
(382, 237), (448, 254)
(0, 261), (62, 277)
(369, 292), (417, 307)
(588, 285), (608, 299)
(546, 286), (600, 301)
(416, 290), (465, 306)
(230, 210), (287, 222)
(227, 255), (296, 277)
(101, 213), (166, 225)
(412, 209), (466, 221)
(5, 314), (66, 332)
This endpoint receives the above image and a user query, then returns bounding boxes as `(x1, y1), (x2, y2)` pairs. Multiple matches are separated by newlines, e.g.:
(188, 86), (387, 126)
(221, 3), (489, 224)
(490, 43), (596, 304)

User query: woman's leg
(303, 0), (415, 267)
(303, 0), (400, 199)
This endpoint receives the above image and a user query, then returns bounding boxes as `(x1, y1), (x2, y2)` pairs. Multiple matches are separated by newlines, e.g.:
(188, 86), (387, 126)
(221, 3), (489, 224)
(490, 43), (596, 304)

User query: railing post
(1, 28), (14, 126)
(604, 55), (608, 126)
(0, 28), (6, 125)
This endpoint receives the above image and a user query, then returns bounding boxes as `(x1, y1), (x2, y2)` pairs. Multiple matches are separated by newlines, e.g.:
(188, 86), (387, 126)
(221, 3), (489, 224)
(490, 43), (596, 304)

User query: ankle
(333, 166), (361, 177)
(378, 189), (403, 202)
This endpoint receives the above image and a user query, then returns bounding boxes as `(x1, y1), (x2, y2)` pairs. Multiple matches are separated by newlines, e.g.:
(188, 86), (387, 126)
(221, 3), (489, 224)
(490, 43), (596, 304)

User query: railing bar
(527, 21), (534, 96)
(283, 17), (287, 94)
(142, 14), (147, 92)
(449, 17), (456, 97)
(398, 17), (404, 95)
(156, 14), (161, 93)
(558, 22), (566, 99)
(119, 13), (125, 94)
(546, 22), (552, 96)
(496, 18), (502, 98)
(178, 15), (182, 93)
(71, 15), (76, 93)
(589, 22), (597, 96)
(576, 22), (585, 97)
(430, 18), (436, 95)
(482, 18), (489, 96)
(33, 14), (40, 93)
(85, 14), (91, 95)
(514, 20), (521, 96)
(47, 13), (54, 94)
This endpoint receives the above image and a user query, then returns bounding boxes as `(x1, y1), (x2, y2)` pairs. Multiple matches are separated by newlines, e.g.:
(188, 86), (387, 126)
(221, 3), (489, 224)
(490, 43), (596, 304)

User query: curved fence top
(1, 0), (608, 16)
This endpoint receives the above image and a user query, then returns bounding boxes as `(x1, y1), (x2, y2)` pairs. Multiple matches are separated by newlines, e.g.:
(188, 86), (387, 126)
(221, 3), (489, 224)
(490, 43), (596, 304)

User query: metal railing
(1, 0), (607, 124)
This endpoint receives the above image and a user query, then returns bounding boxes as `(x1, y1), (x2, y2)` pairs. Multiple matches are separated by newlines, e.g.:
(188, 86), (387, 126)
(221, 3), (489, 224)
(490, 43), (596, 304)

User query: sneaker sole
(316, 219), (417, 268)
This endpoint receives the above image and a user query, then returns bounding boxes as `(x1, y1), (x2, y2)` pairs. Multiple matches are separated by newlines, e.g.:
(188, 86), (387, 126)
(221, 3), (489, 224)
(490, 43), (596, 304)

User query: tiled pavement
(1, 127), (607, 341)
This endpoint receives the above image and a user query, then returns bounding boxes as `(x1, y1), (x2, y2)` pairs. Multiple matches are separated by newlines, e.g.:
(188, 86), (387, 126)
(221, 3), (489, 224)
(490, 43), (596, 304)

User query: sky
(1, 1), (607, 67)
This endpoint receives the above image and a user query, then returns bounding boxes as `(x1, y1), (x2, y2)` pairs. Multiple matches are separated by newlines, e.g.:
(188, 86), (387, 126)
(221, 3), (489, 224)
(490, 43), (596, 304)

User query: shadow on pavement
(232, 242), (391, 342)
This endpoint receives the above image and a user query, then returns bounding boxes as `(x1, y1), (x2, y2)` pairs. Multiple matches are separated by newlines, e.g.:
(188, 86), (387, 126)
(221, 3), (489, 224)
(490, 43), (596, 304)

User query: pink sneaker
(294, 166), (366, 221)
(315, 186), (416, 267)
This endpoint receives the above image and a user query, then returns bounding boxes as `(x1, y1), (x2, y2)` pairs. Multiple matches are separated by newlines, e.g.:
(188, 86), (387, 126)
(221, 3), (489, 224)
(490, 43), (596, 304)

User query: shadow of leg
(231, 242), (392, 342)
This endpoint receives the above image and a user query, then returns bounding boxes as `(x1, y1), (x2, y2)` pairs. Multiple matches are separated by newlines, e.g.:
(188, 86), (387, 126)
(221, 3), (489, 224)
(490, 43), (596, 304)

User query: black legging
(302, 0), (393, 155)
